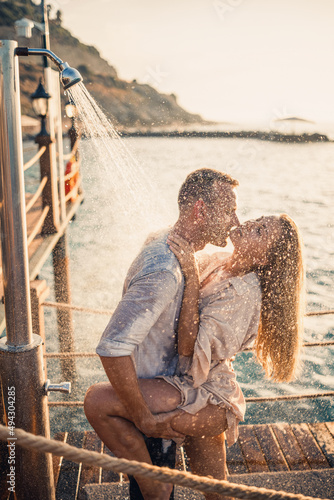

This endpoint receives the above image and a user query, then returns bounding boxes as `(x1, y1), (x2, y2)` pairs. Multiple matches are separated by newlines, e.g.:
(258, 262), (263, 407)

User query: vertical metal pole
(0, 40), (55, 500)
(0, 40), (32, 346)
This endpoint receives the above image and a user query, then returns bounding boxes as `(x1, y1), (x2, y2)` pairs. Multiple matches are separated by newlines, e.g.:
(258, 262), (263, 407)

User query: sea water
(23, 93), (334, 434)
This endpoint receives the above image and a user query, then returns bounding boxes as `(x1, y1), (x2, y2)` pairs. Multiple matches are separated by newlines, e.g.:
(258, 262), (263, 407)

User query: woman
(84, 214), (304, 500)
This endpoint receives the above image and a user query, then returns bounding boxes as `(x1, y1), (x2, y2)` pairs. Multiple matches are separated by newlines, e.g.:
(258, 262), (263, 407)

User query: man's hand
(137, 409), (184, 440)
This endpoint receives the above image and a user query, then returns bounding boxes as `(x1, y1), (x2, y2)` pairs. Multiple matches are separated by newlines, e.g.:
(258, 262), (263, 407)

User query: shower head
(15, 47), (83, 90)
(59, 62), (82, 90)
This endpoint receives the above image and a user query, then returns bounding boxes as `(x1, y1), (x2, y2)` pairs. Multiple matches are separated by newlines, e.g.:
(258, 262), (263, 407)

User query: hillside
(0, 0), (204, 130)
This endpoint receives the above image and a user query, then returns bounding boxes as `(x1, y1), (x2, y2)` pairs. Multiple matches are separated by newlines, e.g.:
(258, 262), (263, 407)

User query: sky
(44, 0), (334, 127)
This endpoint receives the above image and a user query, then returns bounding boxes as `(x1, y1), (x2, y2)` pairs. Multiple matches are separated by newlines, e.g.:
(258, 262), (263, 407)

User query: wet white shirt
(96, 230), (184, 378)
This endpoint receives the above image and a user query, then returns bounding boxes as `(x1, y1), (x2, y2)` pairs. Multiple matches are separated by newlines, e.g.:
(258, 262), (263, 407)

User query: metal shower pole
(0, 40), (55, 499)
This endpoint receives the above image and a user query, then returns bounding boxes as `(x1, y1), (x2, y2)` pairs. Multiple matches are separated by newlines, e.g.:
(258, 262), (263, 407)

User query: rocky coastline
(120, 130), (330, 143)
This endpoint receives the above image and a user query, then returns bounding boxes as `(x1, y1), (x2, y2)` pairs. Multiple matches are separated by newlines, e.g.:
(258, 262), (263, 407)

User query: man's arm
(97, 271), (184, 439)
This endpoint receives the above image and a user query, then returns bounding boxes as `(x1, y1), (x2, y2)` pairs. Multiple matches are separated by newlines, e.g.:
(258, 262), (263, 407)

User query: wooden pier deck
(53, 421), (334, 499)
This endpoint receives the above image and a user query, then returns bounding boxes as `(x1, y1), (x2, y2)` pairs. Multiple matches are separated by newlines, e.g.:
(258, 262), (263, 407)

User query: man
(84, 168), (239, 499)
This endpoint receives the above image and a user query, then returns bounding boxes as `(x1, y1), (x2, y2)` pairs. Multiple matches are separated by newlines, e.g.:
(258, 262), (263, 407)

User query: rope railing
(305, 310), (334, 317)
(27, 206), (49, 246)
(44, 337), (334, 361)
(23, 146), (46, 171)
(42, 301), (334, 358)
(245, 391), (334, 402)
(301, 340), (334, 347)
(42, 301), (334, 319)
(42, 301), (115, 316)
(243, 339), (334, 352)
(0, 424), (327, 500)
(41, 301), (334, 352)
(25, 176), (48, 214)
(47, 390), (334, 407)
(42, 297), (333, 406)
(45, 352), (97, 358)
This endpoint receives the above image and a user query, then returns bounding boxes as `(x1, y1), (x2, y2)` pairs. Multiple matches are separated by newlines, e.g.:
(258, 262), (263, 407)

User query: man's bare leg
(100, 415), (174, 500)
(84, 380), (181, 499)
(84, 380), (228, 500)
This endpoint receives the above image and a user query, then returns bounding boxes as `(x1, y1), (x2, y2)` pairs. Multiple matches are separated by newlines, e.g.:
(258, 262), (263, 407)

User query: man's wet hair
(178, 168), (238, 209)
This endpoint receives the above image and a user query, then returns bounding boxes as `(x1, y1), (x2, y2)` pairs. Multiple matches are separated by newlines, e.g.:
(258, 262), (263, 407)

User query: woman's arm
(167, 233), (200, 357)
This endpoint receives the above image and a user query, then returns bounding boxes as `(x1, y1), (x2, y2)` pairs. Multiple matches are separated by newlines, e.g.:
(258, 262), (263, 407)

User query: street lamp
(14, 18), (35, 38)
(30, 78), (51, 136)
(14, 0), (50, 66)
(65, 99), (78, 121)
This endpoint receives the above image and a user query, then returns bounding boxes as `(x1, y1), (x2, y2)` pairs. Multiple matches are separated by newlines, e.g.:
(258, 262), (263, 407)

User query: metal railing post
(0, 40), (55, 500)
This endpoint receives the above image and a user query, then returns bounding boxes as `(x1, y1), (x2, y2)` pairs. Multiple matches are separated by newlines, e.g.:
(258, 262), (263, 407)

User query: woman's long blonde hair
(255, 214), (305, 382)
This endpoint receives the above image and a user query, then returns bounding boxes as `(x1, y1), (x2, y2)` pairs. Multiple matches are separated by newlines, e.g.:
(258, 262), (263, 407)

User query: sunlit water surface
(24, 89), (334, 435)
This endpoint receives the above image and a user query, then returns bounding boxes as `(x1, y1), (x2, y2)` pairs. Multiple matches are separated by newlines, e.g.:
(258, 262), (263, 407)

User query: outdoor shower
(15, 46), (83, 89)
(0, 39), (83, 499)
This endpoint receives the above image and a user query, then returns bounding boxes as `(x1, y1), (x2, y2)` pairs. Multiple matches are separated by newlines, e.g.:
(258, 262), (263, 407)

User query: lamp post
(30, 78), (51, 136)
(31, 77), (59, 235)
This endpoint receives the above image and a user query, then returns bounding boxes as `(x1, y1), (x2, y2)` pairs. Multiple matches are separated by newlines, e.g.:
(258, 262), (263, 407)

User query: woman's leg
(184, 433), (233, 500)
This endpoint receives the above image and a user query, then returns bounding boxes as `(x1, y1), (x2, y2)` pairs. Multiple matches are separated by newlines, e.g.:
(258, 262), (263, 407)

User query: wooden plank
(53, 432), (67, 488)
(101, 444), (122, 483)
(226, 439), (248, 475)
(309, 423), (334, 468)
(326, 421), (334, 438)
(291, 423), (330, 469)
(77, 432), (102, 499)
(253, 424), (288, 472)
(56, 431), (85, 500)
(271, 423), (310, 471)
(238, 425), (269, 473)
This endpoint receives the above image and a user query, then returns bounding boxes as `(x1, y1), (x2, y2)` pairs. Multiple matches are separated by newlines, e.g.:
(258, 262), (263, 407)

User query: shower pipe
(15, 47), (82, 90)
